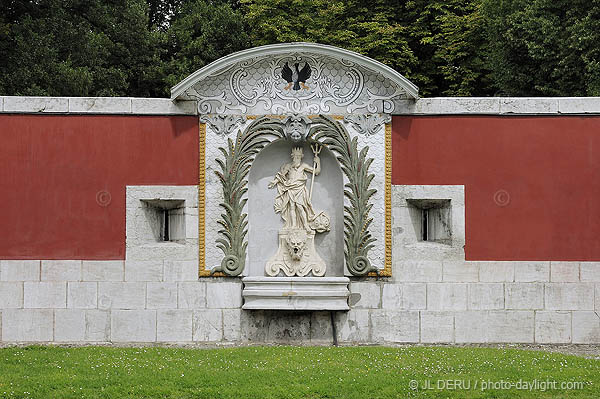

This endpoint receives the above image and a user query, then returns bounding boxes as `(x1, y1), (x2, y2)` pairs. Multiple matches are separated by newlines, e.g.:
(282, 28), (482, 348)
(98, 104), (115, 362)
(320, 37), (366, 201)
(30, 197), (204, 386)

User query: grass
(0, 345), (598, 398)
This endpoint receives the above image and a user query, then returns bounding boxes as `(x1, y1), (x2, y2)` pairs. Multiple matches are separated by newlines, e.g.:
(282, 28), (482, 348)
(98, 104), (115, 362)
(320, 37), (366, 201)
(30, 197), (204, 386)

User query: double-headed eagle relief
(281, 62), (311, 91)
(174, 43), (418, 115)
(266, 145), (329, 277)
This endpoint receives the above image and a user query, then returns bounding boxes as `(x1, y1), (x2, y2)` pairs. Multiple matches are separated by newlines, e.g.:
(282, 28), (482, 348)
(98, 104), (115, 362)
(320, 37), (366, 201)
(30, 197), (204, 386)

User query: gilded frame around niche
(198, 118), (393, 278)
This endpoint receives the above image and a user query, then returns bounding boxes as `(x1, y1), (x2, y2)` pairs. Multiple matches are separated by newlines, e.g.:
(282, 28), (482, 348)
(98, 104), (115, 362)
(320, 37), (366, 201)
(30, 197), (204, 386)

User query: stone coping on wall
(0, 97), (198, 115)
(2, 96), (600, 115)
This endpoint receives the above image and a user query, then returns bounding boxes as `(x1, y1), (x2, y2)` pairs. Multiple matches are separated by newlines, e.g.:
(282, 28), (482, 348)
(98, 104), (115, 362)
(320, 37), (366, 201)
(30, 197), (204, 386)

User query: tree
(402, 0), (491, 96)
(0, 0), (161, 96)
(481, 0), (600, 96)
(159, 0), (250, 93)
(241, 0), (489, 96)
(147, 0), (184, 30)
(0, 0), (250, 97)
(241, 0), (418, 89)
(6, 0), (598, 97)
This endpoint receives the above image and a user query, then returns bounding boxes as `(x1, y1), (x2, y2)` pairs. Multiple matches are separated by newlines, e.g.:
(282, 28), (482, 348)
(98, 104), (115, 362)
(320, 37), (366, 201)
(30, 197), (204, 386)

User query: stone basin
(241, 276), (350, 310)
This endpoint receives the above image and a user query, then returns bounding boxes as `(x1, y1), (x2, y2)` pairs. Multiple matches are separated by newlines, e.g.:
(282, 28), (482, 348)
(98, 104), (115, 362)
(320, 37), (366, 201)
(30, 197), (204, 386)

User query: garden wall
(0, 96), (599, 345)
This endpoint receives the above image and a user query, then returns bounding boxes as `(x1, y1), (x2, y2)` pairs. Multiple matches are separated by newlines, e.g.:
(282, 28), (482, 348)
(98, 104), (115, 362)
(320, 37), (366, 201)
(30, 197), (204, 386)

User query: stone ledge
(395, 97), (600, 115)
(0, 96), (197, 115)
(3, 96), (600, 115)
(242, 277), (350, 310)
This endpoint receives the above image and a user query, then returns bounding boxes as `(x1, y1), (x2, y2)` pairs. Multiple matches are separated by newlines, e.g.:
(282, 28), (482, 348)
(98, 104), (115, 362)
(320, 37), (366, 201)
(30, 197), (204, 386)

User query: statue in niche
(266, 145), (329, 277)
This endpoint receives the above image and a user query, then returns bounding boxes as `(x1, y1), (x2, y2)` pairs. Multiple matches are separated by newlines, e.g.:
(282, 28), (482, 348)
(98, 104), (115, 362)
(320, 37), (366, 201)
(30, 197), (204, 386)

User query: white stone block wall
(344, 261), (600, 344)
(0, 259), (240, 343)
(1, 191), (600, 346)
(1, 259), (599, 344)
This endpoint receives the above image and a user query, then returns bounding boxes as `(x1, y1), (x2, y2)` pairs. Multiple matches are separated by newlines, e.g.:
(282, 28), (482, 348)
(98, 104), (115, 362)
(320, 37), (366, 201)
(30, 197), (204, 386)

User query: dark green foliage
(403, 0), (492, 96)
(242, 0), (491, 96)
(242, 0), (418, 93)
(2, 0), (599, 97)
(160, 0), (250, 95)
(147, 0), (184, 30)
(0, 0), (161, 96)
(481, 0), (600, 96)
(0, 0), (249, 97)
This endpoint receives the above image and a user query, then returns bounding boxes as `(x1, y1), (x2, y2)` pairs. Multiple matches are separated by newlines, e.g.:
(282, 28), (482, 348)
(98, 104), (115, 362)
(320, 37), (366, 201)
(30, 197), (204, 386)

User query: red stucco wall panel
(393, 115), (600, 261)
(0, 115), (198, 259)
(2, 114), (599, 261)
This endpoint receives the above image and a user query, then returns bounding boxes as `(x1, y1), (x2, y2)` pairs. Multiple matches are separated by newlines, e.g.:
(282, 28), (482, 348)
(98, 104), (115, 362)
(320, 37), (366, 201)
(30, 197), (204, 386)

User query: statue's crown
(291, 147), (303, 157)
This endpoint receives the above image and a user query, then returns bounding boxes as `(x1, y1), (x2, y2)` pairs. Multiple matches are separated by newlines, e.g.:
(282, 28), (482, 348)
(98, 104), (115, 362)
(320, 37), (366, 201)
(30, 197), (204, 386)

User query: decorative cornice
(6, 96), (600, 116)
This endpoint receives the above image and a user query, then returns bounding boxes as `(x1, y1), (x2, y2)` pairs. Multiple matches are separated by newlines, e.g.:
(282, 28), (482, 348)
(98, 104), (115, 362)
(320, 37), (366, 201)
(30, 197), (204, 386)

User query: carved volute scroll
(189, 43), (410, 278)
(307, 116), (379, 276)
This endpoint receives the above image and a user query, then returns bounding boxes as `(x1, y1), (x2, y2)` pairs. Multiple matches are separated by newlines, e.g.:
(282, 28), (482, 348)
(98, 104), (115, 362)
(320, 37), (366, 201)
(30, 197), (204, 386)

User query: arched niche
(247, 139), (344, 277)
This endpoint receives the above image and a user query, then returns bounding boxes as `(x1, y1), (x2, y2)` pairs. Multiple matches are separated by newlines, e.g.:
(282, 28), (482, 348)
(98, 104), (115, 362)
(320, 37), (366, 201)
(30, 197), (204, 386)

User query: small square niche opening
(407, 199), (452, 245)
(141, 199), (186, 243)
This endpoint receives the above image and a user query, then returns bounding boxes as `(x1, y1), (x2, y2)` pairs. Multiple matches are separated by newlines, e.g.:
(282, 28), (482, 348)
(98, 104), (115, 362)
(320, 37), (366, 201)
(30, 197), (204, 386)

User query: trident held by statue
(309, 143), (322, 201)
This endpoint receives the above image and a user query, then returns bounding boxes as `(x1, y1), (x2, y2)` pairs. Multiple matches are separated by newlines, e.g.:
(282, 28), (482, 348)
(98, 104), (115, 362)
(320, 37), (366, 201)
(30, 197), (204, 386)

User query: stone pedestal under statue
(266, 228), (326, 277)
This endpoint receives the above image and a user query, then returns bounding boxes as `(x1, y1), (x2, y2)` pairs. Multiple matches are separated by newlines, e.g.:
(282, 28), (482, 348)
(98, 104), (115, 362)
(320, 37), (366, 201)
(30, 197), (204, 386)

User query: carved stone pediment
(171, 43), (418, 115)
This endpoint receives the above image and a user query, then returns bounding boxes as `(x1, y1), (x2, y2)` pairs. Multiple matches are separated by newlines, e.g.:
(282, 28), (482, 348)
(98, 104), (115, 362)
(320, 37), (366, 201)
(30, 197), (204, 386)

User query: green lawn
(0, 345), (598, 398)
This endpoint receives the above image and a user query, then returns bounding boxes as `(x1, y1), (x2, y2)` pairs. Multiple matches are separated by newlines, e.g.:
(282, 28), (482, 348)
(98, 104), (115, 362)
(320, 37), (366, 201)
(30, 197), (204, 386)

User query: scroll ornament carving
(185, 53), (409, 115)
(343, 114), (391, 137)
(199, 115), (246, 136)
(211, 117), (285, 276)
(308, 116), (379, 276)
